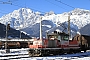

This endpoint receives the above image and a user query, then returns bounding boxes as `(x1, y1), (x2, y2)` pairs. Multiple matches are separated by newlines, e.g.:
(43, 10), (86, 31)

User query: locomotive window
(54, 35), (58, 39)
(58, 36), (61, 40)
(49, 35), (58, 40)
(62, 36), (69, 41)
(30, 41), (33, 45)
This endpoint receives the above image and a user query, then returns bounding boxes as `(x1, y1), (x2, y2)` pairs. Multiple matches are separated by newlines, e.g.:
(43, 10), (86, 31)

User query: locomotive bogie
(28, 48), (82, 56)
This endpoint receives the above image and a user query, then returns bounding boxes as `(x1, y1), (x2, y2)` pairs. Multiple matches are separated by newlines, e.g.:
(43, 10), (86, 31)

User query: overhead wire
(10, 3), (46, 14)
(0, 0), (12, 4)
(0, 0), (46, 14)
(8, 0), (19, 2)
(0, 0), (75, 17)
(0, 0), (13, 16)
(44, 0), (69, 11)
(55, 0), (75, 9)
(6, 0), (46, 14)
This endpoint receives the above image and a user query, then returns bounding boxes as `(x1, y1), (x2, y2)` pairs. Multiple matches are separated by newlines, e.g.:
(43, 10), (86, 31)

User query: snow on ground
(0, 49), (90, 60)
(12, 56), (90, 60)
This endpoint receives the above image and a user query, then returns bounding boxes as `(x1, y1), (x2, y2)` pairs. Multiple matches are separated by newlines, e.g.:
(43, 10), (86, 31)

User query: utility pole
(19, 25), (23, 39)
(40, 17), (42, 40)
(0, 0), (12, 53)
(20, 26), (21, 39)
(5, 23), (8, 52)
(5, 23), (10, 53)
(68, 15), (70, 39)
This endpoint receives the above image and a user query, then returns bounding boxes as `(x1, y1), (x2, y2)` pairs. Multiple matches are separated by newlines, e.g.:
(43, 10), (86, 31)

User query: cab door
(60, 35), (69, 48)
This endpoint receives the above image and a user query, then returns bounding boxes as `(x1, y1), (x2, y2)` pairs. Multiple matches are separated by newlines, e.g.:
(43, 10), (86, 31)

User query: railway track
(0, 49), (90, 60)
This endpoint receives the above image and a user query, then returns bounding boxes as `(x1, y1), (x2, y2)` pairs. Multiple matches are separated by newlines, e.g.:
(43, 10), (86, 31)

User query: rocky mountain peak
(0, 8), (90, 37)
(70, 8), (90, 15)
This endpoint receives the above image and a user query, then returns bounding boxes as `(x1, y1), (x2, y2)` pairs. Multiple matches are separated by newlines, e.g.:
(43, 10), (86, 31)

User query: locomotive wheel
(28, 50), (35, 57)
(28, 51), (33, 57)
(28, 49), (42, 57)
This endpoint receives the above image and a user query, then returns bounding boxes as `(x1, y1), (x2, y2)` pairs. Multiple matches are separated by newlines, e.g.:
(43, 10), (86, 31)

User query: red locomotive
(28, 31), (88, 56)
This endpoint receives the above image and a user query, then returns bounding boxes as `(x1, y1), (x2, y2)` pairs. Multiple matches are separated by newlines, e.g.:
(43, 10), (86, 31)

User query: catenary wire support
(68, 15), (71, 40)
(5, 22), (8, 52)
(40, 17), (42, 40)
(5, 22), (10, 53)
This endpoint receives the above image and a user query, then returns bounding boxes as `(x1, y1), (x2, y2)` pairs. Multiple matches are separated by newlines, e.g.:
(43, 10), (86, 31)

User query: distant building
(73, 34), (90, 47)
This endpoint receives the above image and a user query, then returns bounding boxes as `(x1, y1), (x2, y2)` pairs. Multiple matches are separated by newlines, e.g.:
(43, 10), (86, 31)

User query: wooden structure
(73, 34), (90, 49)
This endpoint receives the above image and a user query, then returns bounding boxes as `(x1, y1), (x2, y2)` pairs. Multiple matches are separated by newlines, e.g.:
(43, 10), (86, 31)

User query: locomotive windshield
(48, 35), (58, 40)
(47, 32), (69, 41)
(61, 35), (69, 41)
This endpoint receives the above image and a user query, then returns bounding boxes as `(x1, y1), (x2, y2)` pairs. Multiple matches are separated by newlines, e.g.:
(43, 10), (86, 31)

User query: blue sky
(0, 0), (90, 17)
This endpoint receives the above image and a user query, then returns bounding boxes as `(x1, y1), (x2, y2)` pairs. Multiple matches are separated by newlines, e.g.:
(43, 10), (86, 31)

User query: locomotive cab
(47, 32), (69, 48)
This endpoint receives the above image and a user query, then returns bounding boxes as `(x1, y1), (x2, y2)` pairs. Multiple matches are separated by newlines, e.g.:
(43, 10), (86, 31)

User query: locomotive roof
(48, 32), (69, 36)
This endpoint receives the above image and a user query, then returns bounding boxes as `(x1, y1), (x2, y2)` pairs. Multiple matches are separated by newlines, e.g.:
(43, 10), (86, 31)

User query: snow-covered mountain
(0, 8), (42, 29)
(0, 8), (90, 38)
